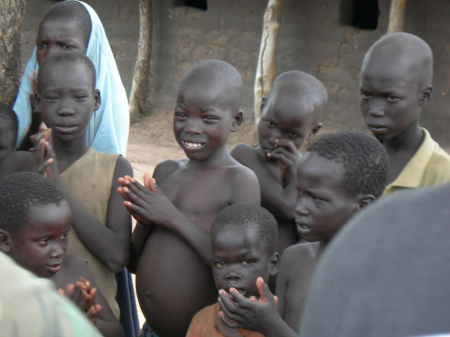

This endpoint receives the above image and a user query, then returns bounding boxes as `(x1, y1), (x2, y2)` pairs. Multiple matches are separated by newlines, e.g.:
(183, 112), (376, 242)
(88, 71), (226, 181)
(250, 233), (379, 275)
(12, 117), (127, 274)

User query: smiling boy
(119, 59), (260, 337)
(360, 32), (450, 195)
(186, 204), (279, 337)
(218, 132), (389, 337)
(232, 71), (326, 252)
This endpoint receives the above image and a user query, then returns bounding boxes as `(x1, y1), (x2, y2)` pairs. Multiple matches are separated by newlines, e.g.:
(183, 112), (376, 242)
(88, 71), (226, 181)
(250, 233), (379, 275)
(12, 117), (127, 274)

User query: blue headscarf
(13, 0), (129, 155)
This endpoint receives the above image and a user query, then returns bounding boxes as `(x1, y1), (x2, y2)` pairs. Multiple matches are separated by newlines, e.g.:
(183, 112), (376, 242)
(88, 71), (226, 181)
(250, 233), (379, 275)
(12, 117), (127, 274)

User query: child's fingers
(218, 310), (242, 328)
(276, 139), (297, 154)
(218, 297), (243, 325)
(228, 288), (252, 309)
(257, 277), (276, 304)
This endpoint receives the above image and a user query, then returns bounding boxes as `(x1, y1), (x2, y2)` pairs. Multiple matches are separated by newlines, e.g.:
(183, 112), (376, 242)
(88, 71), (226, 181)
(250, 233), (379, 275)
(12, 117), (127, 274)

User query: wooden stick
(387, 0), (408, 33)
(129, 0), (152, 120)
(254, 0), (283, 131)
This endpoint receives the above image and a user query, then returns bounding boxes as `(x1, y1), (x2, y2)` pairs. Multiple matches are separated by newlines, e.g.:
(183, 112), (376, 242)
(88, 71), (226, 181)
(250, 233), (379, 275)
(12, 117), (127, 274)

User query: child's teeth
(185, 141), (203, 150)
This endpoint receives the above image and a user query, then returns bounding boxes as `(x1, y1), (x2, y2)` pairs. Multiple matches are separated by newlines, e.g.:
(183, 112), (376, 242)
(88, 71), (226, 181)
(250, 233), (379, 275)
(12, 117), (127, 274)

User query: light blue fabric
(13, 0), (129, 155)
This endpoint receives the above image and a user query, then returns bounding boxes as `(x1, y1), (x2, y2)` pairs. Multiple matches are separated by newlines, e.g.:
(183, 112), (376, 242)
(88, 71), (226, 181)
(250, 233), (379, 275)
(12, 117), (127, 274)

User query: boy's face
(10, 201), (71, 278)
(37, 62), (100, 144)
(360, 61), (424, 141)
(174, 88), (238, 161)
(258, 98), (318, 159)
(36, 18), (87, 66)
(212, 224), (276, 298)
(0, 117), (17, 160)
(295, 152), (359, 243)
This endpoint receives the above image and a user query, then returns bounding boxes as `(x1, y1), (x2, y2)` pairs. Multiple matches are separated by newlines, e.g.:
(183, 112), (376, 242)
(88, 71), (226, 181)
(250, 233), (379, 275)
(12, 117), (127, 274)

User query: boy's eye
(267, 120), (276, 128)
(287, 132), (298, 139)
(37, 42), (48, 50)
(214, 261), (225, 269)
(75, 95), (88, 101)
(203, 115), (219, 123)
(386, 95), (401, 103)
(60, 233), (68, 241)
(38, 239), (48, 247)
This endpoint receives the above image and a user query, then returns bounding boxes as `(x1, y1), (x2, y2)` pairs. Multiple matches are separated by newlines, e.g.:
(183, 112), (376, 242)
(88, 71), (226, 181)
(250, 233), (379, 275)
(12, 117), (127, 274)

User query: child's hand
(268, 139), (300, 188)
(218, 277), (279, 334)
(118, 175), (179, 229)
(31, 123), (59, 178)
(215, 309), (242, 337)
(59, 278), (103, 324)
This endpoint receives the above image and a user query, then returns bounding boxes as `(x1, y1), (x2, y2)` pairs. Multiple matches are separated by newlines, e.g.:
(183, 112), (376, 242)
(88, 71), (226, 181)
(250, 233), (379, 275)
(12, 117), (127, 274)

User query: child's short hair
(38, 53), (97, 89)
(0, 172), (65, 233)
(212, 204), (278, 254)
(0, 103), (18, 136)
(307, 131), (389, 198)
(269, 71), (328, 112)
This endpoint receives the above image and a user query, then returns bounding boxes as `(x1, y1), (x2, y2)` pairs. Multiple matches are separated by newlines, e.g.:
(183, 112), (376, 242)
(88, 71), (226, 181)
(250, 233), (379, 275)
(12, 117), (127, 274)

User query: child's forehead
(214, 223), (262, 248)
(39, 61), (93, 89)
(177, 85), (236, 113)
(39, 17), (83, 40)
(265, 96), (315, 124)
(26, 202), (71, 227)
(299, 153), (346, 188)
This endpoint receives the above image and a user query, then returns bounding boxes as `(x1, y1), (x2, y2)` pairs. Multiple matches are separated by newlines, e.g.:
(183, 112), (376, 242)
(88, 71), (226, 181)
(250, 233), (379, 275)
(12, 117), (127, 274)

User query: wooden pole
(387, 0), (408, 32)
(0, 0), (26, 105)
(129, 0), (152, 120)
(254, 0), (283, 134)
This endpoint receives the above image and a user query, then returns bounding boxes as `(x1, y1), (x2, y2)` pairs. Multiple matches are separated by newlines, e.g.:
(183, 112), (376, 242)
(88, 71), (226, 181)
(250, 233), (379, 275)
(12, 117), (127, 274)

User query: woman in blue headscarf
(14, 0), (129, 155)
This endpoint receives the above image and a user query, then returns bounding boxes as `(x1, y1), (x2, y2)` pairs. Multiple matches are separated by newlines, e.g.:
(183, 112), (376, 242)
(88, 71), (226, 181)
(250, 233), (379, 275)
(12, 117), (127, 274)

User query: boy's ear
(231, 111), (244, 132)
(357, 194), (376, 210)
(268, 251), (279, 277)
(419, 86), (432, 106)
(94, 89), (101, 111)
(0, 229), (13, 254)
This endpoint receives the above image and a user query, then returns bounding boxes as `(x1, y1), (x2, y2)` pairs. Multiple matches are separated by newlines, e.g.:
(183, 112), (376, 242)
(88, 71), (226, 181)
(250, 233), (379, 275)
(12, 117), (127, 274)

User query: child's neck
(186, 145), (231, 169)
(53, 137), (89, 173)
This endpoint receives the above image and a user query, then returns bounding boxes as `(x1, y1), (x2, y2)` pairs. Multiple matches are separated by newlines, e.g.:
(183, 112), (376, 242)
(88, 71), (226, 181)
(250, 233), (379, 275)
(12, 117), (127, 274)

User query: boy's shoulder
(281, 242), (321, 275)
(283, 241), (321, 261)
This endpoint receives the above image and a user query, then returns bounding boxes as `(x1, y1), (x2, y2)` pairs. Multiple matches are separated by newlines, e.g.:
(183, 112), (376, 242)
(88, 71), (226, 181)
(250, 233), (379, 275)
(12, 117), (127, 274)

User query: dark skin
(0, 117), (38, 177)
(360, 37), (432, 184)
(232, 91), (321, 254)
(20, 15), (90, 150)
(219, 153), (374, 337)
(35, 60), (132, 273)
(118, 74), (261, 337)
(212, 224), (278, 337)
(0, 201), (123, 337)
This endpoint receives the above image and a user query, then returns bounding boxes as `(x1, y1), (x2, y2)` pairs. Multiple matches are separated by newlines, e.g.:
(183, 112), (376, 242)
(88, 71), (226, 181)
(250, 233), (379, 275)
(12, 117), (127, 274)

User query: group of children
(1, 1), (450, 337)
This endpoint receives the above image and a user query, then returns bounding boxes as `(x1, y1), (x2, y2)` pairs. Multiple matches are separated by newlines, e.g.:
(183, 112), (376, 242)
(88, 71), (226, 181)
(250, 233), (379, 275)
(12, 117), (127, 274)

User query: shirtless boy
(218, 132), (389, 337)
(232, 71), (326, 252)
(360, 32), (450, 195)
(0, 172), (123, 337)
(186, 204), (279, 337)
(119, 59), (260, 337)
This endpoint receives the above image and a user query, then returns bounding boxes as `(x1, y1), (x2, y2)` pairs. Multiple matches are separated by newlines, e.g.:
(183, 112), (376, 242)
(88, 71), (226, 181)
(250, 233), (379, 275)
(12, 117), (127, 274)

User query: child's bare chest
(159, 168), (233, 222)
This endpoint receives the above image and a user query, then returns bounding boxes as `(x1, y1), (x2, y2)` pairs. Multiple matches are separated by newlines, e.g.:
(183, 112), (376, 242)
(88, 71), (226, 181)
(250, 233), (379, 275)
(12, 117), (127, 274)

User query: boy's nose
(368, 101), (385, 117)
(295, 197), (310, 216)
(185, 119), (202, 134)
(50, 244), (64, 258)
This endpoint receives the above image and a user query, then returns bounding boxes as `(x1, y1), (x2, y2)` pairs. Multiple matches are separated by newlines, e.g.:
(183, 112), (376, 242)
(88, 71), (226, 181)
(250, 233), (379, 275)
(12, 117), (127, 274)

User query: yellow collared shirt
(384, 128), (450, 195)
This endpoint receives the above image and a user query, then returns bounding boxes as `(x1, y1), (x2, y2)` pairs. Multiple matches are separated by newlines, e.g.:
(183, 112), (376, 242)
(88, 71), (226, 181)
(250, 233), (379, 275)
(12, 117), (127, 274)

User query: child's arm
(265, 139), (299, 220)
(58, 156), (133, 272)
(120, 165), (260, 264)
(219, 277), (298, 337)
(125, 161), (178, 272)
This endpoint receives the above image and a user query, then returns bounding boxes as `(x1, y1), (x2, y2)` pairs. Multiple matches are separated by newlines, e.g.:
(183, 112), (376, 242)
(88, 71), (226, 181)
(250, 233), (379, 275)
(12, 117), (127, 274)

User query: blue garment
(116, 269), (140, 337)
(13, 0), (129, 155)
